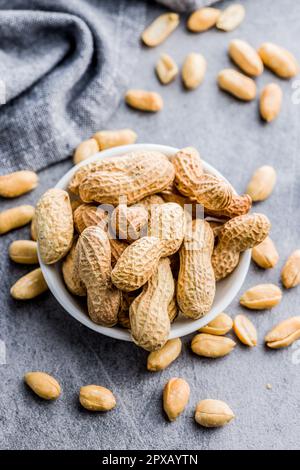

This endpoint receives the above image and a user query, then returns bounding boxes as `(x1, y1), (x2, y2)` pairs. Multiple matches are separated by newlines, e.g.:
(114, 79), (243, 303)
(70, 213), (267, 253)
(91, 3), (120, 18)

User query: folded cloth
(0, 0), (214, 173)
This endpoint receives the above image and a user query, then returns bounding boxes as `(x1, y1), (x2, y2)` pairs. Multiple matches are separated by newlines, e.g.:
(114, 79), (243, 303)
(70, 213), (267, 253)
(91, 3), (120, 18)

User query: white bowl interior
(39, 144), (251, 341)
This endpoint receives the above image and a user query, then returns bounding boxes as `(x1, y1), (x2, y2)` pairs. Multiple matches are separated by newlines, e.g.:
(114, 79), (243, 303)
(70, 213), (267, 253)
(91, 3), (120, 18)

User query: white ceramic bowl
(39, 144), (251, 341)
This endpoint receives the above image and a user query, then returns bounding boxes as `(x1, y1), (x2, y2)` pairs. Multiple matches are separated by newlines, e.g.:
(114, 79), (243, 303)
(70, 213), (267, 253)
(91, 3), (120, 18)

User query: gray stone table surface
(1, 0), (300, 450)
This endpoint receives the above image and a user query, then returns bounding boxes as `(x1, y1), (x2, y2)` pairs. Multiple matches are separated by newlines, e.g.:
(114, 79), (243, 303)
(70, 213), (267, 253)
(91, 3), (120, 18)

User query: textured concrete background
(1, 0), (300, 450)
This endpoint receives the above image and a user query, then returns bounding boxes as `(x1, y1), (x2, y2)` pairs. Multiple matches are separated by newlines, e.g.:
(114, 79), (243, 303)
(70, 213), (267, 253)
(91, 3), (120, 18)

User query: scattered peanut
(141, 13), (179, 47)
(229, 39), (263, 76)
(252, 236), (279, 269)
(62, 239), (86, 296)
(93, 129), (137, 150)
(79, 385), (116, 411)
(156, 53), (178, 85)
(218, 69), (256, 101)
(130, 258), (174, 351)
(187, 7), (220, 33)
(212, 213), (270, 281)
(24, 371), (61, 400)
(147, 338), (182, 371)
(0, 171), (38, 198)
(246, 165), (276, 201)
(281, 250), (300, 288)
(177, 219), (215, 319)
(9, 240), (38, 264)
(30, 214), (37, 241)
(163, 378), (190, 421)
(73, 138), (99, 165)
(0, 205), (35, 235)
(182, 53), (206, 90)
(10, 268), (48, 299)
(260, 83), (282, 122)
(191, 333), (236, 358)
(36, 189), (73, 264)
(233, 314), (257, 347)
(125, 89), (163, 112)
(240, 283), (282, 310)
(195, 399), (235, 427)
(216, 4), (245, 32)
(205, 193), (252, 219)
(265, 316), (300, 349)
(199, 313), (233, 336)
(258, 42), (299, 78)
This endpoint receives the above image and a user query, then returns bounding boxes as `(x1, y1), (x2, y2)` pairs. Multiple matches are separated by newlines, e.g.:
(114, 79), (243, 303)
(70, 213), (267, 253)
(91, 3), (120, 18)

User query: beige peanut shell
(73, 203), (108, 233)
(130, 257), (174, 351)
(0, 170), (38, 198)
(212, 213), (271, 281)
(75, 226), (120, 326)
(177, 219), (215, 319)
(35, 188), (73, 264)
(78, 151), (174, 205)
(111, 236), (163, 292)
(62, 239), (86, 296)
(148, 202), (185, 257)
(111, 204), (148, 243)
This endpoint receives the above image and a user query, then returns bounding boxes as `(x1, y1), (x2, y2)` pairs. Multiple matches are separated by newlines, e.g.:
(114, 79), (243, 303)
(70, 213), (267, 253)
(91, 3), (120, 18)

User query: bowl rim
(38, 143), (251, 341)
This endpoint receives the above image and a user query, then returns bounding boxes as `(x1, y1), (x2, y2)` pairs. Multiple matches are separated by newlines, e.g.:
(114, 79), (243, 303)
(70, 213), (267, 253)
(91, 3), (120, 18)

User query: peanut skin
(177, 219), (215, 319)
(36, 189), (73, 264)
(111, 236), (163, 292)
(0, 171), (38, 198)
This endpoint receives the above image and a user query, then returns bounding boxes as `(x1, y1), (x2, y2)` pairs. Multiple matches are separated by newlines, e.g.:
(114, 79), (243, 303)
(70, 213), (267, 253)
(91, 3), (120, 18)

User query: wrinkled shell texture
(195, 399), (235, 427)
(281, 250), (300, 288)
(62, 239), (86, 296)
(111, 236), (162, 292)
(130, 258), (174, 351)
(76, 226), (120, 326)
(191, 333), (236, 358)
(147, 338), (182, 371)
(24, 372), (61, 400)
(78, 151), (174, 205)
(74, 204), (108, 233)
(148, 202), (185, 257)
(177, 219), (215, 319)
(36, 189), (73, 264)
(212, 213), (271, 280)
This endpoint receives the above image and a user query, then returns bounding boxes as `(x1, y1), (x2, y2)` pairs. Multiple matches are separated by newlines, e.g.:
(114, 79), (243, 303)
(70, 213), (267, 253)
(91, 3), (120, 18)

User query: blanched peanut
(0, 205), (35, 235)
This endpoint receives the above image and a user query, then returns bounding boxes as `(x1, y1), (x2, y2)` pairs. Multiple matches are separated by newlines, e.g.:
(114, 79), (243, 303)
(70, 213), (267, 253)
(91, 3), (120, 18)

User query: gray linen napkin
(0, 0), (215, 173)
